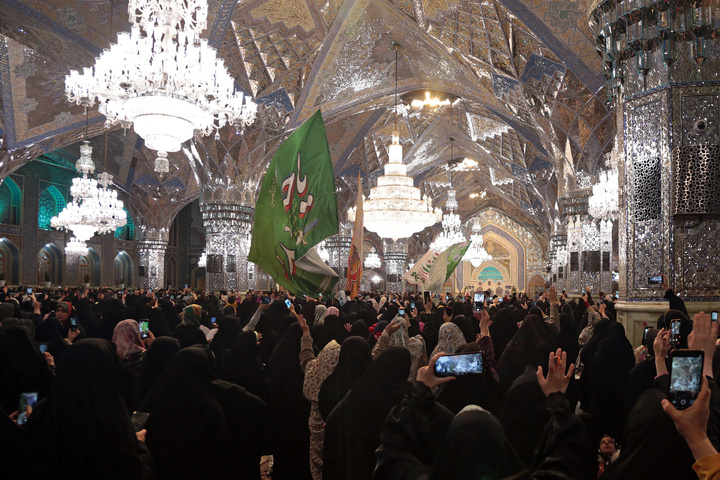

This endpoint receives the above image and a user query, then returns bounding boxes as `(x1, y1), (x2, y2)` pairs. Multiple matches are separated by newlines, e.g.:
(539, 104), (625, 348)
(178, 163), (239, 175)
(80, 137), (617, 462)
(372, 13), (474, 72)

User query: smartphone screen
(648, 276), (663, 285)
(26, 288), (32, 294)
(410, 302), (415, 310)
(473, 293), (482, 303)
(263, 296), (272, 304)
(139, 320), (149, 339)
(669, 350), (704, 410)
(712, 311), (718, 323)
(38, 342), (48, 354)
(285, 299), (292, 308)
(17, 392), (38, 426)
(670, 320), (681, 346)
(434, 352), (484, 377)
(211, 317), (217, 325)
(398, 308), (405, 316)
(70, 317), (78, 331)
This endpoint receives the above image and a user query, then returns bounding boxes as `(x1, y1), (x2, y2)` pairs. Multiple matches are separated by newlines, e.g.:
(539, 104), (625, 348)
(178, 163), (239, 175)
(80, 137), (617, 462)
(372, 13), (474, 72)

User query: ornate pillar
(137, 227), (168, 290)
(549, 232), (568, 293)
(201, 201), (254, 291)
(384, 238), (407, 293)
(326, 222), (352, 291)
(592, 0), (720, 344)
(559, 191), (591, 295)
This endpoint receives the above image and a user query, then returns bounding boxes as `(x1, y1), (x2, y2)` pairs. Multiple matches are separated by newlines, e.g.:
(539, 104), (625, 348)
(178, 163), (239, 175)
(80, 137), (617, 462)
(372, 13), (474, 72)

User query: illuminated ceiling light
(430, 138), (465, 252)
(65, 237), (89, 256)
(371, 274), (383, 284)
(588, 170), (619, 221)
(465, 217), (492, 267)
(198, 251), (207, 268)
(364, 247), (382, 269)
(358, 43), (441, 240)
(469, 193), (479, 199)
(65, 0), (258, 173)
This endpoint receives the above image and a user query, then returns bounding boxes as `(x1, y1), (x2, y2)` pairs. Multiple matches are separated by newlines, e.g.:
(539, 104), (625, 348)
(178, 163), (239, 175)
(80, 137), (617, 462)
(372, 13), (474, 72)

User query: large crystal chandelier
(198, 251), (207, 268)
(360, 43), (441, 239)
(317, 240), (330, 263)
(588, 170), (619, 221)
(364, 247), (382, 269)
(65, 0), (258, 173)
(52, 140), (126, 242)
(465, 218), (492, 267)
(430, 189), (465, 252)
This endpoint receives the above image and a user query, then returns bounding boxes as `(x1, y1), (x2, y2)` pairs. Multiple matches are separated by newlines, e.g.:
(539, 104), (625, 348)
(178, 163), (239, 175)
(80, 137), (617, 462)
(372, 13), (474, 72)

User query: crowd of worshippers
(1, 280), (720, 479)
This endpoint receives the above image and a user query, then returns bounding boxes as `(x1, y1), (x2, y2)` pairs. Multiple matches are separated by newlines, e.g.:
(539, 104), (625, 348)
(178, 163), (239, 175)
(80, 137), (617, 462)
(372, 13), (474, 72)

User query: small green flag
(425, 241), (470, 293)
(248, 110), (339, 296)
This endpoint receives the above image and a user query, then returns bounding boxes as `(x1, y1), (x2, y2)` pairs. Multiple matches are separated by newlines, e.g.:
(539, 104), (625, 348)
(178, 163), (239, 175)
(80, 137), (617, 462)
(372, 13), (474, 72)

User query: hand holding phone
(131, 411), (150, 431)
(434, 352), (483, 377)
(139, 320), (149, 340)
(17, 392), (38, 426)
(70, 317), (78, 332)
(669, 349), (704, 410)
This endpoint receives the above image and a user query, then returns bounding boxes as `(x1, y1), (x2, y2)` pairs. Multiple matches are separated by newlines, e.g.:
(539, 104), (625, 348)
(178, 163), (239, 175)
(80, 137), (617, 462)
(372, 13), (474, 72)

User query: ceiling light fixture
(465, 217), (492, 267)
(364, 247), (382, 269)
(357, 43), (441, 239)
(65, 0), (258, 173)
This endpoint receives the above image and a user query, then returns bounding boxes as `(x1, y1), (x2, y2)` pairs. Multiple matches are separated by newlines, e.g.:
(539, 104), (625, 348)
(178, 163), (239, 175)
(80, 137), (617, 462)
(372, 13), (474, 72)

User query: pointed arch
(0, 177), (21, 225)
(38, 186), (65, 230)
(0, 238), (20, 284)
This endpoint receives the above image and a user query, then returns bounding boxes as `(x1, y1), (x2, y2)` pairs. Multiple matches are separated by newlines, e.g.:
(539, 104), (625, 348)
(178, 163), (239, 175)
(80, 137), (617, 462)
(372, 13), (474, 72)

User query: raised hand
(536, 348), (574, 396)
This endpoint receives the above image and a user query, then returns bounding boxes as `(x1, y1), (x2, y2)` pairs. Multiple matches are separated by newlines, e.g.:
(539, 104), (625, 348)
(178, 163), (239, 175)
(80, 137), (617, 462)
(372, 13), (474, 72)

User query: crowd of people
(1, 280), (720, 479)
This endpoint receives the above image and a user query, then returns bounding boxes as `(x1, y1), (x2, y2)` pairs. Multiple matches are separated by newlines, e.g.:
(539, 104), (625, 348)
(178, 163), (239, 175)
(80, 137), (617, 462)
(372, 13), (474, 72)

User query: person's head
(55, 302), (71, 322)
(599, 435), (617, 456)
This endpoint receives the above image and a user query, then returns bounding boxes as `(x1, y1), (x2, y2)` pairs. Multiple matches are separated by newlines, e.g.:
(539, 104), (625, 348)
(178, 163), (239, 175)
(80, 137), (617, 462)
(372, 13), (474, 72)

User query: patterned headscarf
(112, 319), (146, 359)
(385, 318), (428, 383)
(315, 305), (328, 324)
(182, 304), (202, 327)
(431, 322), (466, 358)
(303, 340), (341, 401)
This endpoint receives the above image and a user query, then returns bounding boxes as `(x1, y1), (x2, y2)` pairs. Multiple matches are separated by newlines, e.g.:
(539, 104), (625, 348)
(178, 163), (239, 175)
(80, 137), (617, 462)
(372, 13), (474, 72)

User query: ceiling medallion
(65, 0), (258, 173)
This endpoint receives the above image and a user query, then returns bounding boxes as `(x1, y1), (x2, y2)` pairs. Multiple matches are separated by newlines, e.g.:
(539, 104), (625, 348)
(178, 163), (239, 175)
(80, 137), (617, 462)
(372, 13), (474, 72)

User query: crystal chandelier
(52, 139), (126, 242)
(588, 170), (619, 221)
(364, 247), (382, 269)
(465, 218), (492, 267)
(65, 237), (89, 256)
(430, 139), (465, 252)
(198, 251), (207, 268)
(430, 189), (465, 252)
(65, 0), (258, 173)
(360, 43), (441, 239)
(371, 274), (383, 284)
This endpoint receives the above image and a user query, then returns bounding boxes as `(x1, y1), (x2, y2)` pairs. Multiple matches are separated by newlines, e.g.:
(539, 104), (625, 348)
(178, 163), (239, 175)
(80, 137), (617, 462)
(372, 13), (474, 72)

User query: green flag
(248, 110), (339, 296)
(426, 241), (470, 293)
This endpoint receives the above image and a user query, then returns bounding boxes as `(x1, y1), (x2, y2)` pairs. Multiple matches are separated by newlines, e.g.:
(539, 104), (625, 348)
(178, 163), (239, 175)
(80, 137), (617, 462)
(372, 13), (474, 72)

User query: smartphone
(211, 317), (217, 326)
(131, 411), (150, 432)
(38, 342), (49, 354)
(410, 302), (415, 310)
(434, 352), (484, 377)
(285, 299), (292, 308)
(399, 308), (405, 316)
(184, 284), (188, 288)
(263, 296), (272, 304)
(670, 319), (681, 348)
(26, 288), (32, 294)
(148, 288), (153, 293)
(648, 276), (663, 285)
(498, 298), (504, 303)
(642, 326), (652, 346)
(70, 317), (78, 332)
(473, 293), (485, 312)
(712, 311), (718, 323)
(17, 392), (38, 426)
(139, 320), (149, 339)
(423, 291), (431, 303)
(669, 349), (704, 410)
